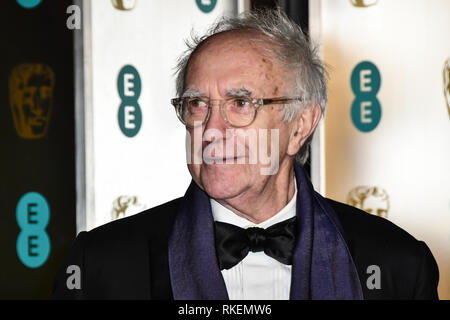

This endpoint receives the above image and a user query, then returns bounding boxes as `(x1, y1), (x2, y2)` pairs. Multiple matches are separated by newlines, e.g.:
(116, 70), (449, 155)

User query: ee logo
(16, 192), (50, 268)
(17, 0), (42, 9)
(118, 65), (142, 137)
(196, 0), (217, 13)
(350, 61), (382, 132)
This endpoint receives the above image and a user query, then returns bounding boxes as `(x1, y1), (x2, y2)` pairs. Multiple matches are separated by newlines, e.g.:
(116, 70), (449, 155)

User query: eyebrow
(182, 88), (205, 98)
(225, 88), (252, 97)
(182, 87), (253, 98)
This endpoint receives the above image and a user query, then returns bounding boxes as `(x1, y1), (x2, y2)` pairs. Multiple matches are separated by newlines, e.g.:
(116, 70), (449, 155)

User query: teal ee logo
(16, 192), (50, 268)
(351, 61), (382, 132)
(196, 0), (217, 13)
(118, 65), (142, 137)
(17, 0), (42, 9)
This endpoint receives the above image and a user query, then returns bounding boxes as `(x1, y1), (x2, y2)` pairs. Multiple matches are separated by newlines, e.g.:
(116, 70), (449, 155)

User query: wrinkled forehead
(185, 30), (291, 94)
(198, 29), (267, 49)
(189, 29), (284, 69)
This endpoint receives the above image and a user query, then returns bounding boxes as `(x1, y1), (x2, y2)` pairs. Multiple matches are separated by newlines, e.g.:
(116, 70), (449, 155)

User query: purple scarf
(168, 164), (363, 299)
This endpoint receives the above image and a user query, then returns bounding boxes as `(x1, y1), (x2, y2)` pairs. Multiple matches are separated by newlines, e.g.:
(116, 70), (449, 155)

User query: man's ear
(286, 103), (322, 157)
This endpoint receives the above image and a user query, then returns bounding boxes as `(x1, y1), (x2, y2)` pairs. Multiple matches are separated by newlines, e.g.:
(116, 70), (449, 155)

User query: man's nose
(204, 101), (229, 132)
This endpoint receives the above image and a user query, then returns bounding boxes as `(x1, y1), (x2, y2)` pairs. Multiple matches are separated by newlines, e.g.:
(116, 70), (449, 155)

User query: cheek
(185, 128), (205, 163)
(187, 164), (202, 185)
(255, 113), (291, 156)
(278, 125), (292, 153)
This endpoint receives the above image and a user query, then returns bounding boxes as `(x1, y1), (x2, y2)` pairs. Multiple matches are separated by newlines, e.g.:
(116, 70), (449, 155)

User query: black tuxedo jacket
(52, 197), (439, 300)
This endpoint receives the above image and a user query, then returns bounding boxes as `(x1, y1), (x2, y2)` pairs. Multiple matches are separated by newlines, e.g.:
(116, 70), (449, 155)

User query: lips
(203, 156), (245, 163)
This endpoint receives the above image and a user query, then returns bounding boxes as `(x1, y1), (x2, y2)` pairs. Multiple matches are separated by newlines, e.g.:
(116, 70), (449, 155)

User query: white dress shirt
(210, 182), (297, 300)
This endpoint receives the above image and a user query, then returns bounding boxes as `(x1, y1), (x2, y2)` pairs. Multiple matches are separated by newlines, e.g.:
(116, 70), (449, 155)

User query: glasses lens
(182, 97), (209, 126)
(224, 98), (256, 127)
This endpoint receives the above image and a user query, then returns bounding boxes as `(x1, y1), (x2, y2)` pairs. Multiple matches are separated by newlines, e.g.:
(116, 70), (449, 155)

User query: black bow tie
(213, 216), (298, 270)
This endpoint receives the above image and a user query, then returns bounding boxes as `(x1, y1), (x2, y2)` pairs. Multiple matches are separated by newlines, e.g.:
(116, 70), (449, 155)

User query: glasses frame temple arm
(261, 97), (304, 106)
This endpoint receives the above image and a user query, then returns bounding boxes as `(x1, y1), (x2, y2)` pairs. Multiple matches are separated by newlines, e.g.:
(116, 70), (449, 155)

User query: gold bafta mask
(347, 186), (390, 218)
(9, 64), (55, 139)
(350, 0), (378, 7)
(111, 0), (136, 11)
(111, 195), (146, 220)
(444, 58), (450, 117)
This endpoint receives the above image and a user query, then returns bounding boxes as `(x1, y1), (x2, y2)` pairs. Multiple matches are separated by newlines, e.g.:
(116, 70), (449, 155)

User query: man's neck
(215, 160), (296, 224)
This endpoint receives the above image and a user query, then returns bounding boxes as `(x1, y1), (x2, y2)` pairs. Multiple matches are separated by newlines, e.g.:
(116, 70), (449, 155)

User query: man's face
(184, 32), (295, 201)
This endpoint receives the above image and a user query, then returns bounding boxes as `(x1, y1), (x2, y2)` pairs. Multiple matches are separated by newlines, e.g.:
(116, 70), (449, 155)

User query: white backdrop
(313, 0), (450, 299)
(80, 0), (238, 230)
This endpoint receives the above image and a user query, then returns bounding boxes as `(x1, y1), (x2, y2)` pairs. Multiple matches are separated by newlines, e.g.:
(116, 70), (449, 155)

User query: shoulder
(326, 198), (439, 299)
(77, 197), (182, 263)
(326, 197), (428, 263)
(52, 198), (182, 299)
(326, 198), (418, 248)
(85, 197), (182, 242)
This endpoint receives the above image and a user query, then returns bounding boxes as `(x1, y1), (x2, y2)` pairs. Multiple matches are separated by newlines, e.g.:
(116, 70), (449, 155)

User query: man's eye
(233, 99), (251, 108)
(188, 99), (207, 108)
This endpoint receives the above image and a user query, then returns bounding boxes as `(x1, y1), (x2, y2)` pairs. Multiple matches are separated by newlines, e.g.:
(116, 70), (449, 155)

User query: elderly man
(53, 10), (439, 300)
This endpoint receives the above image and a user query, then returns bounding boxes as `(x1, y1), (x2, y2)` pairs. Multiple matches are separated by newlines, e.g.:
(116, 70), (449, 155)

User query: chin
(195, 163), (251, 200)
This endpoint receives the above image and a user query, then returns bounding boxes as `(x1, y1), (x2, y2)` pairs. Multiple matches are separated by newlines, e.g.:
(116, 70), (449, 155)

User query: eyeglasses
(170, 96), (303, 128)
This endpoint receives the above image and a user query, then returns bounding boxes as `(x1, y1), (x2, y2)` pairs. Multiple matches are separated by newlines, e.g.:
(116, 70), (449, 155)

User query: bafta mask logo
(9, 64), (55, 139)
(444, 57), (450, 118)
(347, 186), (390, 218)
(111, 195), (146, 220)
(111, 0), (136, 11)
(350, 0), (378, 7)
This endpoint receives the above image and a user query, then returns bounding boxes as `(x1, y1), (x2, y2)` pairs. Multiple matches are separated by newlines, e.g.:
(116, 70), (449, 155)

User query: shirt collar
(211, 179), (297, 229)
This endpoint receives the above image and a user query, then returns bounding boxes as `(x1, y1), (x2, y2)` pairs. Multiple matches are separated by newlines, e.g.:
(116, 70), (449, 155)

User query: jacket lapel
(168, 182), (228, 299)
(290, 164), (363, 299)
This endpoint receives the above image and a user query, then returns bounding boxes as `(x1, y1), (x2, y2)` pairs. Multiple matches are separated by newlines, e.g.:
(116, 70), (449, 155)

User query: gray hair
(174, 9), (328, 165)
